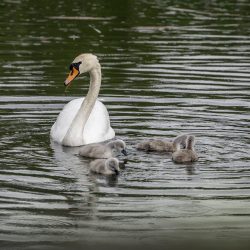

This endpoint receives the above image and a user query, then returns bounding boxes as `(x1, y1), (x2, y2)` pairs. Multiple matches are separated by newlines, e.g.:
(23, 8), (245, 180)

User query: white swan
(50, 53), (115, 146)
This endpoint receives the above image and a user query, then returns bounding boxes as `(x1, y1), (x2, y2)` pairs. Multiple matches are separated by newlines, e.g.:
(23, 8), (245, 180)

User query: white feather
(51, 97), (115, 145)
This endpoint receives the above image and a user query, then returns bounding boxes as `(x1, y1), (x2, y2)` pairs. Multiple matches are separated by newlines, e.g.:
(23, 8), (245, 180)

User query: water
(1, 0), (250, 249)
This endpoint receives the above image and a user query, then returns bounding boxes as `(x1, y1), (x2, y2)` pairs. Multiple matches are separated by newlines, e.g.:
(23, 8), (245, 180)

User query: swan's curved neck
(62, 63), (101, 146)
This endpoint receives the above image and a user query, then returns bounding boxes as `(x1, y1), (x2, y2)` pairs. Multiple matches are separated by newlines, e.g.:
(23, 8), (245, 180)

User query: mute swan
(172, 135), (198, 163)
(90, 157), (120, 175)
(136, 134), (188, 152)
(50, 53), (115, 146)
(79, 139), (127, 159)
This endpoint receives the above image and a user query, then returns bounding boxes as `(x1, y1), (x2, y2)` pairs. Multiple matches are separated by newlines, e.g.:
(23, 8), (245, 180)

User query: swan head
(64, 53), (99, 86)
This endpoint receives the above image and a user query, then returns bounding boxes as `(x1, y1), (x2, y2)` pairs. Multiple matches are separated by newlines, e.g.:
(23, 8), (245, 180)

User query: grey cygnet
(136, 134), (188, 152)
(79, 139), (127, 159)
(90, 157), (120, 175)
(172, 135), (198, 163)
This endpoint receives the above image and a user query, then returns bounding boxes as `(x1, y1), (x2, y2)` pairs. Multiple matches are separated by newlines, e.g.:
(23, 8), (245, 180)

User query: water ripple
(1, 0), (250, 248)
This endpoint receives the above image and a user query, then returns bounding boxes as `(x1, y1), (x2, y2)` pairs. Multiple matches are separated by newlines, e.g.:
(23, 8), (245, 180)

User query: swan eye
(69, 61), (82, 71)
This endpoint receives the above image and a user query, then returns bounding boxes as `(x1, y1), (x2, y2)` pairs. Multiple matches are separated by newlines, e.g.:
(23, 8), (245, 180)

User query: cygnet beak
(121, 149), (128, 156)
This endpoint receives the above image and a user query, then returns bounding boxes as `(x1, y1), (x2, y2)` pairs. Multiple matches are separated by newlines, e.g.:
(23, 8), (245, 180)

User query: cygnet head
(172, 134), (189, 152)
(107, 140), (127, 156)
(64, 53), (100, 86)
(106, 158), (120, 175)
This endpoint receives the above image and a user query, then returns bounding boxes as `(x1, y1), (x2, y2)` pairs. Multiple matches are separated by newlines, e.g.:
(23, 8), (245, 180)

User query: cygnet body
(79, 139), (127, 159)
(136, 134), (188, 152)
(172, 135), (198, 163)
(90, 157), (120, 175)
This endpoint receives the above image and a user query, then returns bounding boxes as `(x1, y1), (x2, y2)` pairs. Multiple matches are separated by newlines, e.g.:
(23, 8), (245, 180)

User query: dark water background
(1, 0), (250, 249)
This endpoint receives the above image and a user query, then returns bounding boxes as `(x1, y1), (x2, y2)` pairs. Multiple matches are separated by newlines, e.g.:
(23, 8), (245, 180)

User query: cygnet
(172, 135), (198, 163)
(136, 134), (188, 152)
(79, 139), (127, 159)
(90, 157), (120, 175)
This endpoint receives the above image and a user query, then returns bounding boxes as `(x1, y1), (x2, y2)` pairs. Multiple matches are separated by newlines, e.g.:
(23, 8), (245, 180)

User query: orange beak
(64, 67), (79, 86)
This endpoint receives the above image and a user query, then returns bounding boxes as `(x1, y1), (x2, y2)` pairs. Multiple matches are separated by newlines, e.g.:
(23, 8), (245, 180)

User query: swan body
(172, 135), (198, 163)
(79, 139), (127, 159)
(51, 97), (114, 145)
(90, 157), (120, 175)
(136, 134), (188, 152)
(50, 53), (115, 146)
